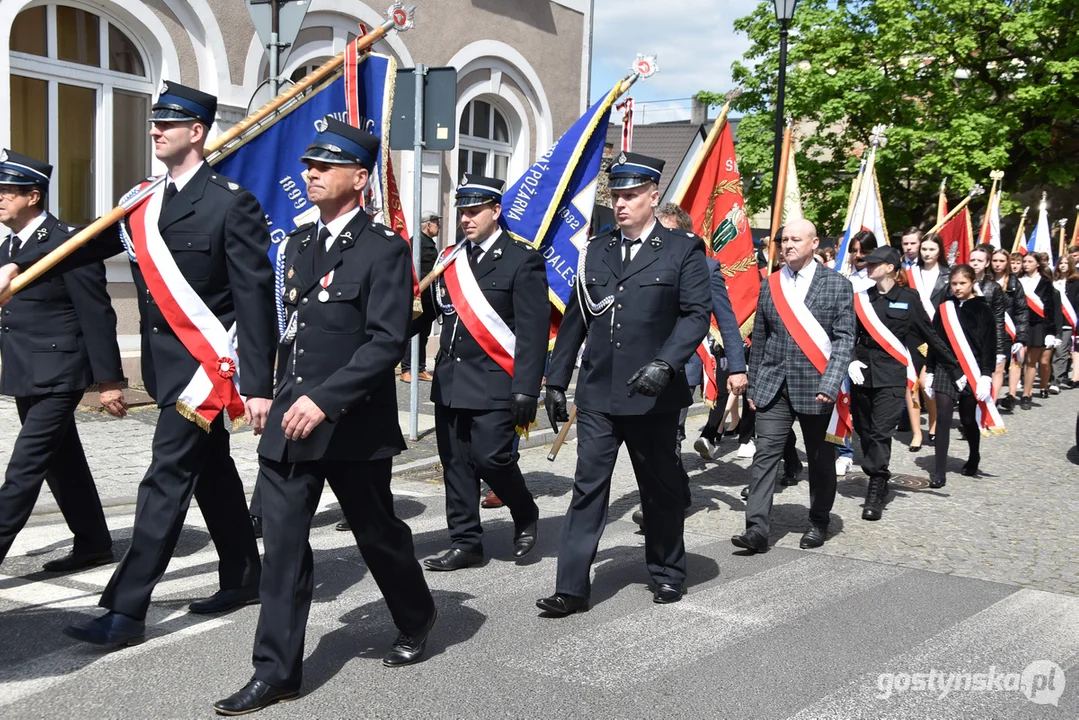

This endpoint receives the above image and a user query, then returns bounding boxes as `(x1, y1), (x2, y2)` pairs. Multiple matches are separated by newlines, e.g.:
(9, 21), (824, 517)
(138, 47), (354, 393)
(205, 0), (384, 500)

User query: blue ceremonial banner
(502, 81), (623, 312)
(212, 49), (399, 333)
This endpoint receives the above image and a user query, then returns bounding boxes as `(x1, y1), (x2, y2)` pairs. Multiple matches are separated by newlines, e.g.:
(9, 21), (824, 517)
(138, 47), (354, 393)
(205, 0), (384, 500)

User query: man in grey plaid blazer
(734, 219), (855, 552)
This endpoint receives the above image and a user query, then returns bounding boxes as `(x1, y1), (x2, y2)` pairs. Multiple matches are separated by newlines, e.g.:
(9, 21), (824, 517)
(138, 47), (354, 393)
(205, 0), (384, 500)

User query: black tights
(932, 392), (980, 481)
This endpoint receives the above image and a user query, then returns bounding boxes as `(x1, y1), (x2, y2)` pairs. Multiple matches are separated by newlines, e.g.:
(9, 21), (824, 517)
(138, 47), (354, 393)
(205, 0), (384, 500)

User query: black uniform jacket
(854, 285), (955, 389)
(927, 296), (996, 382)
(35, 164), (277, 406)
(1000, 274), (1029, 346)
(258, 213), (411, 463)
(976, 276), (1008, 356)
(423, 230), (549, 410)
(547, 223), (711, 416)
(1025, 276), (1060, 337)
(0, 214), (124, 397)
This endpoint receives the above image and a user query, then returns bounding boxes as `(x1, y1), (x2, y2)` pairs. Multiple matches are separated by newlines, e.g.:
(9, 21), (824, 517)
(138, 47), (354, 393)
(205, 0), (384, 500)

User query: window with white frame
(458, 99), (513, 182)
(8, 4), (153, 224)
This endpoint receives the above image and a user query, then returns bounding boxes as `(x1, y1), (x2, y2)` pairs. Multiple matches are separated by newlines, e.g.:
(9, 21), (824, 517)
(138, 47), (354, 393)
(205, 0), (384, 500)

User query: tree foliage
(699, 0), (1079, 237)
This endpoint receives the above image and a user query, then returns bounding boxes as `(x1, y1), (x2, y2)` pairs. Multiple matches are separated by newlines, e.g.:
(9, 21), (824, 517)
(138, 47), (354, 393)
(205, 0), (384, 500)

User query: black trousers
(252, 457), (434, 690)
(434, 404), (537, 552)
(100, 407), (260, 619)
(932, 392), (980, 483)
(401, 317), (433, 374)
(0, 392), (111, 562)
(851, 385), (906, 481)
(745, 385), (836, 540)
(556, 409), (686, 599)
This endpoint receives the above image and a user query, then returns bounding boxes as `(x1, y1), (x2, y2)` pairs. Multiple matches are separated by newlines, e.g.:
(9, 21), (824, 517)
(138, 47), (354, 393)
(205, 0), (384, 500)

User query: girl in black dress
(925, 265), (996, 488)
(1018, 252), (1059, 408)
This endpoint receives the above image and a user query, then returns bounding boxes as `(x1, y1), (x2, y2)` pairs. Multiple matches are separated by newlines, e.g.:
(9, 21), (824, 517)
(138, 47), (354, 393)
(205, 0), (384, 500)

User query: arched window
(8, 4), (153, 224)
(458, 99), (513, 182)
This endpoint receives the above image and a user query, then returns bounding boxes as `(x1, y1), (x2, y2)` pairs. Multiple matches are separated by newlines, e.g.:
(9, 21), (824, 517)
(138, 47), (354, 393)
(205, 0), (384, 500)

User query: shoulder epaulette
(369, 221), (403, 240)
(208, 173), (243, 193)
(288, 221), (316, 238)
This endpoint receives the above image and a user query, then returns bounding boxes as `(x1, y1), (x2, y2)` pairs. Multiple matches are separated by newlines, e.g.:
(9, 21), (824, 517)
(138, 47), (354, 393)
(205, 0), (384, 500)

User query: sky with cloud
(589, 0), (760, 123)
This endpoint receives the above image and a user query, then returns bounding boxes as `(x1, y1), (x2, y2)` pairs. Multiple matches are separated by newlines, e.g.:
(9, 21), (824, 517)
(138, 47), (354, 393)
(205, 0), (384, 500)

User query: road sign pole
(268, 0), (280, 96)
(409, 63), (426, 441)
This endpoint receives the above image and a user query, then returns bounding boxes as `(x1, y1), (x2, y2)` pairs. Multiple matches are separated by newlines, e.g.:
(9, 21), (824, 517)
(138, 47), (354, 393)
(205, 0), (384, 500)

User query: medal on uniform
(318, 269), (334, 302)
(287, 266), (295, 279)
(288, 287), (297, 302)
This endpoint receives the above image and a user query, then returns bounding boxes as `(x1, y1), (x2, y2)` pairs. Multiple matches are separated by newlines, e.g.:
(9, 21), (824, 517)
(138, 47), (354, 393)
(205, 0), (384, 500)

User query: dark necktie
(469, 242), (483, 268)
(163, 182), (178, 207)
(314, 226), (332, 266)
(622, 238), (641, 270)
(6, 234), (17, 261)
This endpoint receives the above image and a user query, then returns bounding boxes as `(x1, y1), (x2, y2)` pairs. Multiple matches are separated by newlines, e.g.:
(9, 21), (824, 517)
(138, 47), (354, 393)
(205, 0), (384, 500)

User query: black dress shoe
(780, 464), (803, 486)
(383, 608), (437, 667)
(928, 477), (946, 489)
(250, 516), (262, 539)
(512, 519), (538, 558)
(536, 593), (588, 617)
(926, 433), (936, 447)
(189, 587), (260, 615)
(631, 509), (645, 527)
(63, 611), (145, 647)
(730, 532), (768, 553)
(908, 442), (922, 452)
(214, 679), (299, 716)
(961, 461), (980, 477)
(1039, 389), (1049, 399)
(1020, 396), (1033, 410)
(335, 520), (351, 532)
(423, 548), (483, 572)
(653, 583), (685, 604)
(42, 549), (113, 573)
(799, 525), (827, 549)
(739, 486), (749, 499)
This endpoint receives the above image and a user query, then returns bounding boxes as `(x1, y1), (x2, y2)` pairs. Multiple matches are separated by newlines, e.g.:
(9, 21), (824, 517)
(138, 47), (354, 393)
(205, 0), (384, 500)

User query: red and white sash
(853, 291), (917, 390)
(1004, 311), (1016, 342)
(905, 266), (936, 319)
(441, 243), (516, 376)
(696, 340), (719, 407)
(125, 181), (245, 430)
(939, 301), (1005, 435)
(1026, 289), (1045, 318)
(768, 273), (851, 444)
(1055, 280), (1077, 327)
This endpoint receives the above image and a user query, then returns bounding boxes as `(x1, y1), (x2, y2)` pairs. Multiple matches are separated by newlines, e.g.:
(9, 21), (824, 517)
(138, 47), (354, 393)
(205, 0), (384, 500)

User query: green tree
(699, 0), (1079, 237)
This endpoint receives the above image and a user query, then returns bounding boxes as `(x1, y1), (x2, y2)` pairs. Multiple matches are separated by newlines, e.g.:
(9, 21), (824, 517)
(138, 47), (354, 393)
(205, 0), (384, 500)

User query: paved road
(0, 386), (1076, 718)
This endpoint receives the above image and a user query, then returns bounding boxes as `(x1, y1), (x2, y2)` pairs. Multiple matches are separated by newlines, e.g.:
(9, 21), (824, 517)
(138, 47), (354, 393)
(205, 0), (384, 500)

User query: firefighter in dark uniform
(539, 153), (711, 615)
(420, 175), (548, 572)
(214, 118), (436, 716)
(45, 81), (276, 647)
(848, 246), (956, 520)
(0, 149), (124, 572)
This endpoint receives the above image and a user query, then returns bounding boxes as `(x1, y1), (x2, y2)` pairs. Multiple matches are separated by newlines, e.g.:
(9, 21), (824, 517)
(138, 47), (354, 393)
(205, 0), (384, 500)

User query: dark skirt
(932, 368), (973, 401)
(1027, 321), (1048, 348)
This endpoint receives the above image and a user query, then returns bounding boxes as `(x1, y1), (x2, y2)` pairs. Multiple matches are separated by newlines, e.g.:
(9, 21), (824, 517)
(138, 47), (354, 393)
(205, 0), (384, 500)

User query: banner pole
(2, 3), (416, 301)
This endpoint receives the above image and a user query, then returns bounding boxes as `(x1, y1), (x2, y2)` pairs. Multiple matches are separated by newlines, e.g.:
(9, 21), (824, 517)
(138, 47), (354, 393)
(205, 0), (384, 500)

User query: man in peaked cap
(416, 173), (548, 572)
(214, 117), (436, 715)
(540, 152), (711, 614)
(0, 149), (125, 572)
(46, 80), (277, 647)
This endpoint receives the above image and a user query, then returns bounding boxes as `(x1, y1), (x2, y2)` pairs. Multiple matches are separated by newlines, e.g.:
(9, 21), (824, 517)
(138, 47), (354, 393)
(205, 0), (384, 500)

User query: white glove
(1011, 343), (1023, 357)
(848, 360), (867, 386)
(1045, 335), (1058, 348)
(924, 374), (935, 399)
(976, 375), (992, 401)
(956, 375), (968, 392)
(995, 354), (1006, 366)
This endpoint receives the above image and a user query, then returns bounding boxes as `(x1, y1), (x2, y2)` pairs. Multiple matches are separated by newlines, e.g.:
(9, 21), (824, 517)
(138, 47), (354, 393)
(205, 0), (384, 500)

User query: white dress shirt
(166, 161), (205, 192)
(620, 219), (657, 262)
(468, 227), (502, 263)
(316, 206), (362, 251)
(9, 211), (48, 254)
(780, 257), (818, 306)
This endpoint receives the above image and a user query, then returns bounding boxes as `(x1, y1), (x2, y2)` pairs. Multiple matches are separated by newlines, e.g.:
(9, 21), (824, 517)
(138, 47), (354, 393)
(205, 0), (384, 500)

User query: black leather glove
(510, 393), (538, 429)
(545, 386), (569, 432)
(626, 360), (673, 397)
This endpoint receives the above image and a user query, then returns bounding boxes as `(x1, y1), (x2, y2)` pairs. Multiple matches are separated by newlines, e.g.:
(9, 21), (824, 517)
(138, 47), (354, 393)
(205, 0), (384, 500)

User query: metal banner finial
(632, 54), (658, 79)
(969, 183), (985, 198)
(1058, 218), (1068, 228)
(388, 2), (415, 31)
(990, 169), (1004, 181)
(724, 88), (743, 104)
(869, 124), (888, 149)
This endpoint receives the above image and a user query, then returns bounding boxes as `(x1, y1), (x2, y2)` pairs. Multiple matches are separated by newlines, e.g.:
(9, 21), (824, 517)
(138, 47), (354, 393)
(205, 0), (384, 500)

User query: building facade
(0, 0), (592, 380)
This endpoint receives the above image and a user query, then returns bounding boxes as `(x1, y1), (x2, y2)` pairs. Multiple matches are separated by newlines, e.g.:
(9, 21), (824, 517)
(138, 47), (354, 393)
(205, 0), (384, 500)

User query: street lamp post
(771, 0), (798, 225)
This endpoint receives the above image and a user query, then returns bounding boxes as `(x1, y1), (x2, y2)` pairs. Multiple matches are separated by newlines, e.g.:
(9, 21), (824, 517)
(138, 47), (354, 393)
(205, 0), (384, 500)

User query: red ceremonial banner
(678, 123), (760, 329)
(937, 196), (972, 266)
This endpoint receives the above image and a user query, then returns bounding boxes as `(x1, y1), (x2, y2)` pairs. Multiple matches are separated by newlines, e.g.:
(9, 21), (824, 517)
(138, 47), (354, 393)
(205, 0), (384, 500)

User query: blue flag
(212, 50), (398, 333)
(501, 82), (623, 312)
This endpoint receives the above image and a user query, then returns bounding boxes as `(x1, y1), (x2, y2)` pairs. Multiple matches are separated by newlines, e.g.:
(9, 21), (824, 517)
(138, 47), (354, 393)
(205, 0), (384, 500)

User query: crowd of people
(0, 78), (1073, 715)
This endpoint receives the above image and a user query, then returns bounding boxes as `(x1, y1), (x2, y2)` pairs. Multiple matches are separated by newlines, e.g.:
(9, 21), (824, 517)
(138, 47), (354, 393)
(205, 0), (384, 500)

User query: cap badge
(617, 152), (627, 165)
(314, 118), (329, 132)
(0, 150), (7, 163)
(460, 174), (469, 186)
(159, 83), (169, 95)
